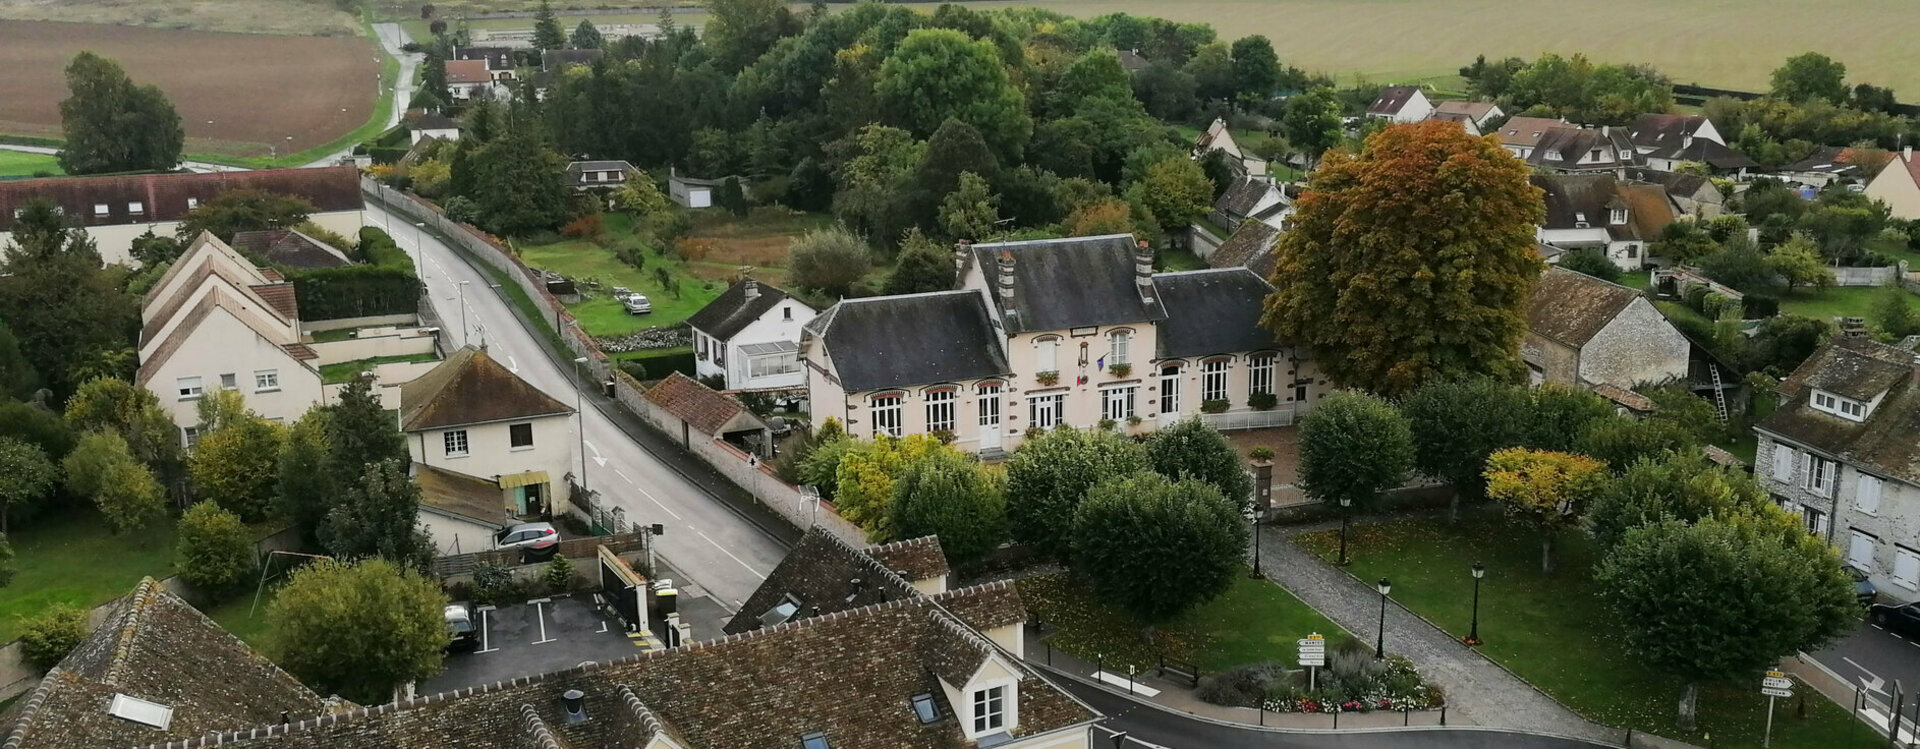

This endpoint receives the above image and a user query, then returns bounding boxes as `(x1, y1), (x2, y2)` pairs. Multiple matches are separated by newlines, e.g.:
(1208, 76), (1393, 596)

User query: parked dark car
(1870, 601), (1920, 638)
(1846, 565), (1878, 605)
(445, 602), (478, 651)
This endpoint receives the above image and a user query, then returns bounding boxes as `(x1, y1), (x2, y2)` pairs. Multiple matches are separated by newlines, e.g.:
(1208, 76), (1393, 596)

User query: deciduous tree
(831, 434), (946, 535)
(1146, 418), (1254, 509)
(1297, 392), (1414, 512)
(1484, 448), (1605, 575)
(1183, 42), (1235, 103)
(788, 226), (872, 299)
(1875, 281), (1919, 339)
(1522, 384), (1616, 453)
(189, 406), (286, 523)
(0, 321), (39, 402)
(1229, 35), (1281, 103)
(175, 189), (316, 243)
(1576, 416), (1697, 475)
(889, 449), (1006, 564)
(1767, 235), (1836, 293)
(19, 604), (86, 673)
(876, 29), (1032, 159)
(1770, 52), (1850, 105)
(1071, 472), (1246, 621)
(885, 229), (956, 295)
(280, 409), (339, 549)
(1, 202), (139, 401)
(57, 52), (183, 175)
(1005, 427), (1149, 560)
(1261, 122), (1544, 395)
(176, 501), (256, 595)
(0, 437), (55, 533)
(1584, 452), (1772, 550)
(0, 533), (13, 589)
(938, 172), (1000, 242)
(268, 558), (448, 704)
(1400, 378), (1531, 519)
(1280, 87), (1343, 168)
(1126, 156), (1212, 235)
(321, 460), (434, 571)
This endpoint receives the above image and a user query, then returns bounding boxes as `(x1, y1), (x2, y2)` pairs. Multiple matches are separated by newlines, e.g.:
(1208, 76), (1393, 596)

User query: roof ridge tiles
(0, 668), (67, 749)
(617, 684), (667, 739)
(521, 704), (564, 749)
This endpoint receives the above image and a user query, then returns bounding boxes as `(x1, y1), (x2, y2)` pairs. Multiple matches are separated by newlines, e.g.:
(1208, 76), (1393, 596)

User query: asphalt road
(1812, 617), (1920, 703)
(372, 203), (793, 612)
(304, 22), (416, 168)
(1058, 675), (1617, 749)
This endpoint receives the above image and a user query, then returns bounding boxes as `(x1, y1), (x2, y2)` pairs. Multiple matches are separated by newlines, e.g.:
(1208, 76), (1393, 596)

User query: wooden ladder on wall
(1709, 364), (1729, 422)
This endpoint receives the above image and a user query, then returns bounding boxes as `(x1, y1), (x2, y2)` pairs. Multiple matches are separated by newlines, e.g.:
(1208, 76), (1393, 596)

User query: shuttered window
(1895, 547), (1920, 590)
(1771, 445), (1796, 482)
(1850, 531), (1877, 571)
(1857, 474), (1883, 516)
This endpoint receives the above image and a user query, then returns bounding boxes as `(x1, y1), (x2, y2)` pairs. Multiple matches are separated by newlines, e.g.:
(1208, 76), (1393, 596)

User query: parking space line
(696, 529), (767, 580)
(475, 606), (498, 654)
(531, 599), (557, 645)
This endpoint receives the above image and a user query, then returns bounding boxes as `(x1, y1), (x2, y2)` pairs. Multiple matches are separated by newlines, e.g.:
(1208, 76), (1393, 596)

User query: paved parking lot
(424, 595), (640, 693)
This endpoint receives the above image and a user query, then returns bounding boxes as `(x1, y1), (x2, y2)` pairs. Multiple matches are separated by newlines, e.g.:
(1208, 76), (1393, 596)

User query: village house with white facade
(688, 277), (817, 392)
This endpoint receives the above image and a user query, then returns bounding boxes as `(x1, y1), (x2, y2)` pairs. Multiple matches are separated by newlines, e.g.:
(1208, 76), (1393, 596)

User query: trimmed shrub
(20, 604), (87, 673)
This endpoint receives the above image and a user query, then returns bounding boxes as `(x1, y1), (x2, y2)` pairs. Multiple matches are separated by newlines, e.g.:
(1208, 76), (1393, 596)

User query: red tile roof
(0, 167), (363, 231)
(445, 59), (492, 84)
(644, 372), (757, 436)
(249, 283), (299, 320)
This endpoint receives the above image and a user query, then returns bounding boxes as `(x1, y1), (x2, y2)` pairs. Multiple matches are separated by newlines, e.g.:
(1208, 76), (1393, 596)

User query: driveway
(425, 596), (637, 693)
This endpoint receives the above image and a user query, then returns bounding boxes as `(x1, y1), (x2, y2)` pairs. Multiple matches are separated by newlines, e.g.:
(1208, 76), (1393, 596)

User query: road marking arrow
(584, 440), (607, 467)
(1845, 657), (1887, 694)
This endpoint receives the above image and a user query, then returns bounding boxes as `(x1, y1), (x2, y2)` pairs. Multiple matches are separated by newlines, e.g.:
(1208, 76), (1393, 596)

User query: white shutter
(1858, 474), (1884, 516)
(1895, 548), (1920, 589)
(1771, 445), (1796, 482)
(1850, 532), (1876, 571)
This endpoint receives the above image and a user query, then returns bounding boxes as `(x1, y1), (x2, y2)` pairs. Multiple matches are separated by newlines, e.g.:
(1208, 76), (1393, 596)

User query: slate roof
(445, 58), (492, 84)
(414, 463), (510, 527)
(1, 578), (329, 749)
(399, 346), (572, 431)
(1640, 137), (1759, 171)
(1784, 146), (1892, 179)
(1214, 175), (1283, 220)
(867, 536), (951, 583)
(970, 234), (1167, 334)
(1496, 116), (1569, 148)
(0, 167), (363, 231)
(1628, 114), (1710, 150)
(805, 291), (1012, 392)
(453, 46), (514, 70)
(1761, 337), (1920, 484)
(1627, 169), (1717, 200)
(542, 48), (604, 71)
(1151, 269), (1278, 358)
(1433, 100), (1498, 123)
(1209, 220), (1281, 279)
(643, 372), (763, 436)
(686, 278), (804, 341)
(230, 229), (351, 270)
(1367, 85), (1422, 116)
(1428, 111), (1481, 136)
(406, 111), (460, 131)
(1524, 127), (1640, 170)
(1526, 267), (1641, 348)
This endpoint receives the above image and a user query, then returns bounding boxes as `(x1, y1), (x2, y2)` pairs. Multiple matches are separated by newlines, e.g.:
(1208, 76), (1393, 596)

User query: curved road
(371, 204), (792, 612)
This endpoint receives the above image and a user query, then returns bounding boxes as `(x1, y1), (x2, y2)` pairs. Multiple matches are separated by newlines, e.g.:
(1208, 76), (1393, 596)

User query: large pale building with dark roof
(802, 234), (1324, 456)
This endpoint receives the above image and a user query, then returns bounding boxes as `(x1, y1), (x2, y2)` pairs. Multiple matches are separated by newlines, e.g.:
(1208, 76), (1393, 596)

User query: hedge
(288, 265), (420, 321)
(616, 348), (695, 379)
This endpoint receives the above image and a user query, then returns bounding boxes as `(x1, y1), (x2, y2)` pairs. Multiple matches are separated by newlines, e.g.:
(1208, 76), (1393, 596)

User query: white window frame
(253, 369), (279, 392)
(1035, 337), (1059, 373)
(186, 197), (199, 209)
(970, 684), (1009, 735)
(1107, 330), (1131, 368)
(1248, 354), (1275, 397)
(1771, 444), (1796, 483)
(182, 425), (201, 450)
(1610, 208), (1628, 225)
(1029, 393), (1063, 429)
(219, 373), (238, 391)
(1896, 546), (1920, 590)
(977, 383), (1001, 428)
(444, 429), (470, 458)
(1202, 359), (1230, 403)
(1159, 364), (1180, 414)
(1850, 530), (1877, 571)
(177, 376), (203, 400)
(748, 352), (799, 379)
(1857, 473), (1883, 517)
(871, 394), (904, 438)
(93, 203), (109, 216)
(128, 201), (144, 214)
(1101, 385), (1136, 421)
(925, 389), (956, 433)
(1806, 455), (1837, 497)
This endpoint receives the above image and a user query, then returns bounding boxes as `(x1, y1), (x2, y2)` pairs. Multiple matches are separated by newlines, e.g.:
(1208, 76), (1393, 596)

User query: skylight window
(801, 732), (831, 749)
(760, 599), (799, 627)
(109, 694), (174, 730)
(911, 693), (941, 724)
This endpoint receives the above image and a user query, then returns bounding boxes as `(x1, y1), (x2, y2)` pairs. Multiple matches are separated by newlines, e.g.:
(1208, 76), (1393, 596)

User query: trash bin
(603, 379), (615, 398)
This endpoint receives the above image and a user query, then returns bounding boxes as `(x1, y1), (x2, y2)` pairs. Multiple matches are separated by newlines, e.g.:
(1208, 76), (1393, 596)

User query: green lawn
(1295, 514), (1863, 749)
(204, 586), (280, 652)
(1019, 571), (1346, 673)
(319, 352), (440, 384)
(1778, 286), (1885, 322)
(309, 328), (358, 343)
(0, 150), (60, 178)
(0, 511), (178, 643)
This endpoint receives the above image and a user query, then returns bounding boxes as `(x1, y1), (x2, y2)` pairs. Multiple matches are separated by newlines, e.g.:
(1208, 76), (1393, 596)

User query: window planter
(1201, 398), (1231, 414)
(1249, 392), (1278, 411)
(1035, 370), (1060, 386)
(1109, 363), (1132, 378)
(1126, 415), (1143, 427)
(1098, 418), (1117, 431)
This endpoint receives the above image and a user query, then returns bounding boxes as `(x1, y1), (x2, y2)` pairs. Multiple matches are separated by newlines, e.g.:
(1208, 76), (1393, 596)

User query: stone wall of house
(1520, 333), (1580, 386)
(1579, 297), (1690, 387)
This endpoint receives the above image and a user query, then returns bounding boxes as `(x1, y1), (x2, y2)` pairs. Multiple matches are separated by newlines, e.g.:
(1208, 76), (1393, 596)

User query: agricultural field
(965, 0), (1920, 94)
(397, 9), (709, 44)
(0, 0), (359, 36)
(0, 21), (383, 160)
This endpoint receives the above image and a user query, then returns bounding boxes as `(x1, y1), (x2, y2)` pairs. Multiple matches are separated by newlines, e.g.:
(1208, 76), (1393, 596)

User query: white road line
(506, 355), (519, 373)
(1093, 726), (1172, 749)
(614, 468), (634, 483)
(697, 529), (767, 579)
(532, 600), (557, 645)
(475, 609), (497, 654)
(584, 440), (607, 466)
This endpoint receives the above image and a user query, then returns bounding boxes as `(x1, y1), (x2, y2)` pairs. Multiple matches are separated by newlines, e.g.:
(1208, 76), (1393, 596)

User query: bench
(1157, 656), (1200, 688)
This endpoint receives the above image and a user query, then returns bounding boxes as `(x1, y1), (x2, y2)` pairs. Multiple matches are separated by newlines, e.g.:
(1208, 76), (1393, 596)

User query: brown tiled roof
(2, 578), (329, 749)
(1617, 182), (1677, 241)
(643, 372), (758, 436)
(724, 528), (925, 636)
(135, 289), (312, 386)
(415, 463), (509, 527)
(867, 536), (950, 583)
(1760, 337), (1920, 484)
(1434, 100), (1497, 122)
(445, 58), (492, 84)
(1367, 85), (1422, 116)
(231, 229), (351, 270)
(282, 343), (318, 361)
(400, 346), (572, 431)
(1702, 444), (1745, 468)
(0, 167), (362, 231)
(259, 267), (285, 282)
(1497, 116), (1568, 148)
(1526, 267), (1641, 348)
(1209, 220), (1281, 279)
(250, 283), (300, 320)
(931, 580), (1027, 631)
(1591, 383), (1654, 412)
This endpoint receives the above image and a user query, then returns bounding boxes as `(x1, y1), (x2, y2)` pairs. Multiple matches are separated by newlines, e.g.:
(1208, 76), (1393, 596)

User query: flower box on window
(1201, 398), (1231, 414)
(1248, 392), (1278, 411)
(1035, 370), (1060, 386)
(1109, 363), (1132, 378)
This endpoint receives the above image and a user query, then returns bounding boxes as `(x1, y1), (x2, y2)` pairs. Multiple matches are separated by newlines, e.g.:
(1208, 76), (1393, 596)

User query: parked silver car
(494, 522), (559, 560)
(623, 293), (652, 315)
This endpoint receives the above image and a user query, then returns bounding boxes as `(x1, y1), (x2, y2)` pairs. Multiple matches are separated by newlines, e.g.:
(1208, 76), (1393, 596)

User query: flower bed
(1195, 641), (1445, 713)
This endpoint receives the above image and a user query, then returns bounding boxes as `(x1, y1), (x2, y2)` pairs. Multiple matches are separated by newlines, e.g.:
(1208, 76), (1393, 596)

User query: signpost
(1760, 670), (1793, 748)
(1298, 633), (1326, 691)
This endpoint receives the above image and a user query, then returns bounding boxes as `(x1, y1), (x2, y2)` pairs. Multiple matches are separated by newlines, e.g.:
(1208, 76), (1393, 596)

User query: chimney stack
(561, 689), (587, 724)
(1906, 145), (1914, 162)
(954, 239), (974, 275)
(1601, 125), (1610, 137)
(1134, 240), (1154, 299)
(997, 251), (1016, 305)
(742, 276), (759, 300)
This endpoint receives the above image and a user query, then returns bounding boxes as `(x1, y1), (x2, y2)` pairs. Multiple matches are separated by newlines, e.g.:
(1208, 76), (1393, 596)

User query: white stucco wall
(420, 510), (501, 556)
(408, 413), (576, 515)
(147, 309), (324, 432)
(1577, 297), (1689, 387)
(1866, 156), (1920, 221)
(694, 296), (817, 390)
(0, 209), (363, 268)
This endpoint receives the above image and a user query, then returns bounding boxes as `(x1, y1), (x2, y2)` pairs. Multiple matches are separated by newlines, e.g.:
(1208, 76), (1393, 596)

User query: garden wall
(303, 313), (418, 332)
(1834, 265), (1899, 287)
(308, 326), (437, 366)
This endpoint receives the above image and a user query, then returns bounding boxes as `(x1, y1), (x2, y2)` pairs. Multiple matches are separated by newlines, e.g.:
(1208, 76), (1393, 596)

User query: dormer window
(1811, 389), (1870, 422)
(1618, 149), (1633, 161)
(1588, 148), (1603, 161)
(1610, 208), (1628, 225)
(971, 685), (1007, 733)
(1573, 212), (1589, 228)
(1547, 150), (1563, 162)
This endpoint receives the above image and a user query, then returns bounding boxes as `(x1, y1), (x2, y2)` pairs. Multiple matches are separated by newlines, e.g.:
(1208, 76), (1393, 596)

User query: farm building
(669, 169), (750, 209)
(0, 166), (365, 267)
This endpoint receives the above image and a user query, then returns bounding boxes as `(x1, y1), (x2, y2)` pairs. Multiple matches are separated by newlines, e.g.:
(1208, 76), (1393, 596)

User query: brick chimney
(1134, 240), (1155, 302)
(997, 251), (1016, 307)
(954, 239), (974, 276)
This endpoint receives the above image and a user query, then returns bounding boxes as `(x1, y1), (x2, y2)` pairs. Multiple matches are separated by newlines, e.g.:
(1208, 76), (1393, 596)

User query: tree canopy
(57, 52), (184, 174)
(268, 558), (448, 704)
(1071, 472), (1246, 621)
(876, 29), (1032, 159)
(1145, 418), (1253, 509)
(1005, 426), (1149, 559)
(889, 448), (1006, 565)
(1261, 122), (1544, 396)
(1297, 391), (1414, 512)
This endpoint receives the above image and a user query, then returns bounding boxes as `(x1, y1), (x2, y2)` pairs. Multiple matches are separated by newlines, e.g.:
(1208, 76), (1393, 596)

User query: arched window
(870, 393), (904, 438)
(1034, 336), (1060, 372)
(1107, 329), (1132, 367)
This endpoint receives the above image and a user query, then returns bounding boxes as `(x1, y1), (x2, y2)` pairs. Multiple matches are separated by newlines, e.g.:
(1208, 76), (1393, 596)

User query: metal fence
(1200, 408), (1295, 431)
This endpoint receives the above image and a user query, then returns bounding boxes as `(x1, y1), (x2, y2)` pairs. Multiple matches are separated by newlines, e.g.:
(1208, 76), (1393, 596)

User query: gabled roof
(685, 279), (806, 341)
(1152, 269), (1278, 359)
(1629, 114), (1712, 149)
(1640, 137), (1759, 170)
(1496, 116), (1570, 148)
(414, 463), (510, 528)
(1524, 127), (1638, 170)
(453, 46), (514, 70)
(1531, 173), (1672, 240)
(643, 372), (764, 436)
(1433, 100), (1499, 122)
(406, 111), (460, 131)
(399, 346), (573, 431)
(231, 229), (351, 271)
(1525, 267), (1642, 347)
(970, 234), (1167, 334)
(0, 167), (363, 231)
(1784, 146), (1892, 178)
(1367, 85), (1423, 116)
(445, 58), (492, 84)
(806, 291), (1011, 393)
(867, 536), (951, 584)
(725, 529), (929, 636)
(1761, 337), (1920, 484)
(1875, 151), (1920, 189)
(1627, 169), (1717, 201)
(1192, 118), (1242, 160)
(1214, 175), (1285, 220)
(1209, 220), (1281, 279)
(1, 578), (328, 749)
(135, 288), (312, 387)
(1427, 111), (1481, 136)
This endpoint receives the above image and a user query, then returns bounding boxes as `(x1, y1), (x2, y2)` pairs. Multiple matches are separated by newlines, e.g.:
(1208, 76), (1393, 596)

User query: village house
(1522, 266), (1689, 392)
(565, 160), (639, 192)
(1865, 146), (1920, 221)
(1494, 117), (1643, 174)
(1207, 174), (1292, 235)
(453, 45), (515, 73)
(1627, 113), (1755, 176)
(0, 166), (364, 267)
(1426, 111), (1483, 137)
(668, 168), (750, 208)
(802, 235), (1324, 455)
(136, 233), (323, 443)
(1430, 100), (1505, 131)
(1626, 169), (1726, 219)
(1208, 221), (1281, 279)
(1531, 173), (1677, 270)
(445, 58), (500, 100)
(1191, 117), (1267, 177)
(1366, 85), (1434, 124)
(1779, 146), (1893, 188)
(688, 277), (818, 391)
(407, 111), (461, 144)
(1756, 337), (1920, 596)
(229, 228), (352, 269)
(641, 372), (773, 454)
(401, 346), (577, 551)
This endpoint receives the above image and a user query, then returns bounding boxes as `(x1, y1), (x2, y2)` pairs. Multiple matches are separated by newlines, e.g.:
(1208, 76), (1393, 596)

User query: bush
(0, 532), (13, 588)
(618, 360), (649, 382)
(1248, 391), (1278, 410)
(287, 265), (419, 321)
(470, 562), (520, 605)
(176, 502), (258, 596)
(788, 227), (872, 298)
(1196, 662), (1288, 707)
(544, 555), (576, 593)
(1071, 472), (1245, 621)
(560, 213), (605, 240)
(1557, 248), (1619, 282)
(20, 604), (87, 672)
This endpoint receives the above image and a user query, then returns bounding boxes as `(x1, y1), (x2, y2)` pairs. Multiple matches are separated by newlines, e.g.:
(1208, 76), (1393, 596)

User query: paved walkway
(1256, 522), (1626, 746)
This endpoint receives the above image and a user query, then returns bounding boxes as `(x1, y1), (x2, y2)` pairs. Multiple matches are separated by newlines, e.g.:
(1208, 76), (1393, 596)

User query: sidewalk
(1257, 523), (1627, 746)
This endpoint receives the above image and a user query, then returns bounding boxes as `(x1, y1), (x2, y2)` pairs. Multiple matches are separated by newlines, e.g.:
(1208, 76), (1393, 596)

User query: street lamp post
(1244, 506), (1262, 578)
(456, 280), (471, 347)
(573, 356), (590, 495)
(1375, 578), (1392, 659)
(1466, 562), (1486, 646)
(1337, 496), (1353, 566)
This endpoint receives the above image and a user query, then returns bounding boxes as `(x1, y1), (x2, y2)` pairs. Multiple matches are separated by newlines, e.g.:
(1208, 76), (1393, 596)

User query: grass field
(1295, 513), (1867, 749)
(319, 353), (441, 383)
(962, 0), (1920, 94)
(1778, 285), (1886, 321)
(0, 150), (60, 178)
(0, 511), (177, 643)
(0, 20), (387, 162)
(1019, 572), (1346, 673)
(0, 0), (359, 36)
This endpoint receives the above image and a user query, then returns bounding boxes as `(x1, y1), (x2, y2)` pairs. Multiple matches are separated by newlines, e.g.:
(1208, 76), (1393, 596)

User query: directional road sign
(1762, 687), (1793, 698)
(1298, 656), (1325, 668)
(1762, 676), (1792, 690)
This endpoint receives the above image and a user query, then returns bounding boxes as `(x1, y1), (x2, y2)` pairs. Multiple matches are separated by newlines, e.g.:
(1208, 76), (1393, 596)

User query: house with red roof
(1865, 146), (1920, 220)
